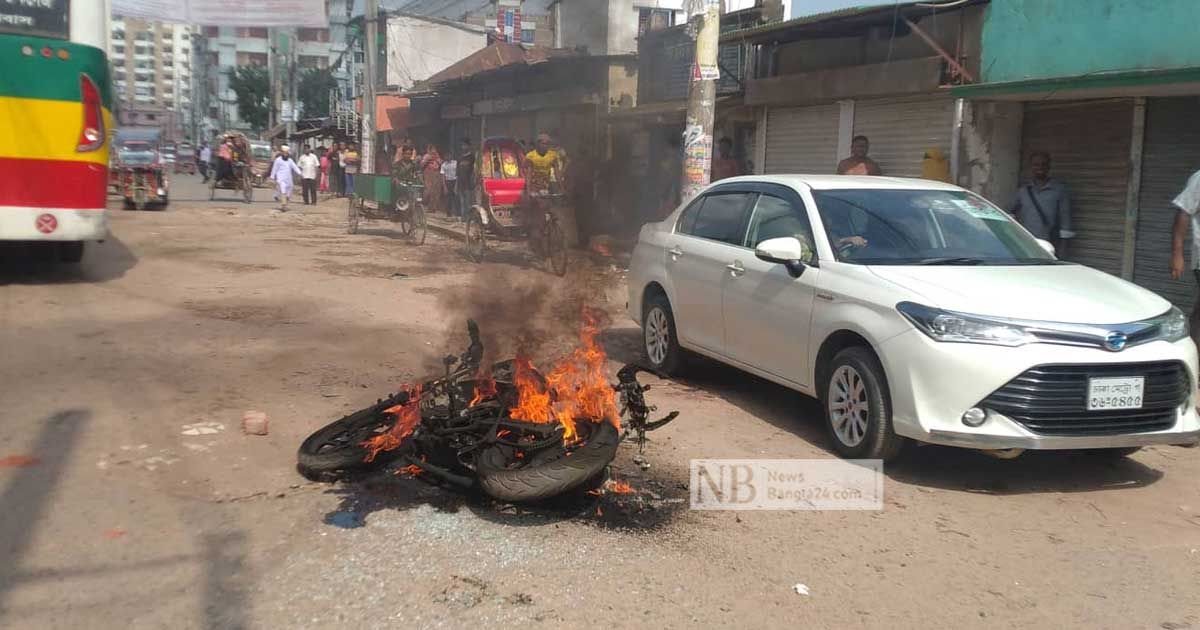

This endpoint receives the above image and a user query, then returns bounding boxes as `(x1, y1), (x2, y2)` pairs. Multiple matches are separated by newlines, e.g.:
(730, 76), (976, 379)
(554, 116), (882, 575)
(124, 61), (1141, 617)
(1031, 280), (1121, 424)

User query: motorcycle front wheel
(475, 420), (619, 503)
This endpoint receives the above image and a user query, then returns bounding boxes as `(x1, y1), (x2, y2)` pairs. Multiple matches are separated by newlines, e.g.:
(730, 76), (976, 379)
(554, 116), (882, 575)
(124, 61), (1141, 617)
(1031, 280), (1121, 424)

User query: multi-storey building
(109, 18), (197, 141)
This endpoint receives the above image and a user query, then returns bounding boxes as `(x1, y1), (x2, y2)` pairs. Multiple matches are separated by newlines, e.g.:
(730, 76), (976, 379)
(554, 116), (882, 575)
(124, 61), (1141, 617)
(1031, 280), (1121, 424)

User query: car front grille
(979, 361), (1190, 436)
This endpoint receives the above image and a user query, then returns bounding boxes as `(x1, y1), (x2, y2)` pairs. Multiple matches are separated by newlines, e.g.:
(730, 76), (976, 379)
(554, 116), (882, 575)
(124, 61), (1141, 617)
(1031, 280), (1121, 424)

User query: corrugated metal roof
(424, 42), (580, 86)
(721, 0), (984, 42)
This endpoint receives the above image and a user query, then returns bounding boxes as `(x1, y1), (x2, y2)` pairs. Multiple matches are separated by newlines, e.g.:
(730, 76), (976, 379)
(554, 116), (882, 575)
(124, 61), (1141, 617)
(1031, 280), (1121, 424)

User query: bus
(0, 1), (112, 263)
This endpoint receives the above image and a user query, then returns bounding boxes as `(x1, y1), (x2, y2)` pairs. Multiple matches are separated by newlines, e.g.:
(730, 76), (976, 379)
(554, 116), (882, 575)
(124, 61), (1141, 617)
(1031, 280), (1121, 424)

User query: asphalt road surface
(1, 175), (1199, 629)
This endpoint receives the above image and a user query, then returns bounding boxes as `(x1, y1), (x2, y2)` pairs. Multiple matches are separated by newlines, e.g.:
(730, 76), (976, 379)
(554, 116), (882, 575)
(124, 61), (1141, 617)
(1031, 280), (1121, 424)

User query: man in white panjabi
(270, 145), (302, 211)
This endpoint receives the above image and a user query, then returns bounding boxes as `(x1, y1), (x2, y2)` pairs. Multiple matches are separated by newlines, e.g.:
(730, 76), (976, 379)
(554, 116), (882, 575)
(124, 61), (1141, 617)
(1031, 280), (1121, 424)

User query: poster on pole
(113, 0), (329, 27)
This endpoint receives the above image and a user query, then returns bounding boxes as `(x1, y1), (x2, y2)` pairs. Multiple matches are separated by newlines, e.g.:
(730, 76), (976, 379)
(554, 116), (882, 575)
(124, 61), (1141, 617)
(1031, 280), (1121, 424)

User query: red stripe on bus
(0, 157), (107, 209)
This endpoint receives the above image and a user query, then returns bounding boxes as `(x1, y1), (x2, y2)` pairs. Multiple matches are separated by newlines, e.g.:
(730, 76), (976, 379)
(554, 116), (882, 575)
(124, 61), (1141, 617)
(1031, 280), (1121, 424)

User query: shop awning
(952, 67), (1200, 101)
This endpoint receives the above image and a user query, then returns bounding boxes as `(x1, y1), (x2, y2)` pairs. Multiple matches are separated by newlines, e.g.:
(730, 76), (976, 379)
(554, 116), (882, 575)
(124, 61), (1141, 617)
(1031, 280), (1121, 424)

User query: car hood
(868, 264), (1171, 324)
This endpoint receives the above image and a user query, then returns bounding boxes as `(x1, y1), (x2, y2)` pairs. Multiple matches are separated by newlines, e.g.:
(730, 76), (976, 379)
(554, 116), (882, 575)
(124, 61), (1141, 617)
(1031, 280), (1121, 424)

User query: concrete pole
(361, 0), (378, 175)
(269, 28), (279, 131)
(680, 1), (720, 202)
(287, 28), (297, 147)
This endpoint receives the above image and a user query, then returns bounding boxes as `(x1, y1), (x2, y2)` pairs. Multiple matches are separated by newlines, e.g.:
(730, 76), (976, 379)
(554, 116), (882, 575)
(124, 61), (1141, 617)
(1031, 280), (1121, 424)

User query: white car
(627, 175), (1200, 460)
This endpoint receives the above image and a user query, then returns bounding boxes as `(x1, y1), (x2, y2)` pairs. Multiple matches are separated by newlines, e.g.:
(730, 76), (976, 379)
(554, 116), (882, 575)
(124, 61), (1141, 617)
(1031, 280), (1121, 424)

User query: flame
(397, 464), (423, 476)
(469, 375), (498, 407)
(361, 384), (422, 462)
(506, 312), (620, 444)
(606, 480), (635, 495)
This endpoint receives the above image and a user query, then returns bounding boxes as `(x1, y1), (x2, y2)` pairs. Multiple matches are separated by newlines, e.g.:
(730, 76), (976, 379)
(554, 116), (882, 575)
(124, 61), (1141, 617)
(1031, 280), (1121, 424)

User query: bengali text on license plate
(1087, 376), (1145, 411)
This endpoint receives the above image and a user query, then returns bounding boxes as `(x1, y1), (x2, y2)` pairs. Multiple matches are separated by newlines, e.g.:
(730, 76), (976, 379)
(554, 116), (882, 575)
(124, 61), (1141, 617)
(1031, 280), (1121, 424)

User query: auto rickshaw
(116, 141), (169, 210)
(464, 137), (568, 276)
(209, 132), (254, 203)
(250, 141), (273, 187)
(175, 141), (197, 174)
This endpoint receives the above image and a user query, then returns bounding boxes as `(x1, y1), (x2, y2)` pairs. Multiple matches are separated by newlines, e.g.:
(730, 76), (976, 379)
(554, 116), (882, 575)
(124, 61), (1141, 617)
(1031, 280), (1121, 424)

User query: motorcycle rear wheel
(475, 420), (619, 503)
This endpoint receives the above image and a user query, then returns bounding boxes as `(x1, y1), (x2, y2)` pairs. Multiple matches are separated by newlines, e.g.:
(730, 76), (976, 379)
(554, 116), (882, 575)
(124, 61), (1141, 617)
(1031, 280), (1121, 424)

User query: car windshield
(119, 144), (157, 165)
(813, 189), (1058, 266)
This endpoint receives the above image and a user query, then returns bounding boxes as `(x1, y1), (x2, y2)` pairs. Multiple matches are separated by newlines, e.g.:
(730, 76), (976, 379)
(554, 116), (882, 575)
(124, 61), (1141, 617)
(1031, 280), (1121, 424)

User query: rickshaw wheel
(465, 211), (486, 263)
(545, 216), (568, 277)
(242, 174), (253, 203)
(347, 197), (361, 234)
(209, 177), (216, 200)
(410, 202), (427, 246)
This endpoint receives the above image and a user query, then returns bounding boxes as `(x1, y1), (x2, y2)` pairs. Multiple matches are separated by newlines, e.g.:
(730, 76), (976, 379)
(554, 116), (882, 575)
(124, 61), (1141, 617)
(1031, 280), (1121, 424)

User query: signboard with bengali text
(0, 0), (69, 39)
(113, 0), (328, 27)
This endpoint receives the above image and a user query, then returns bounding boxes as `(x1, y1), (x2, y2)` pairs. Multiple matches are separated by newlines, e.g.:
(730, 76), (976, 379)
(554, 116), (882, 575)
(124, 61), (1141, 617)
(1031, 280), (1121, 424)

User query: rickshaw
(464, 137), (568, 276)
(175, 141), (197, 174)
(347, 172), (428, 244)
(116, 141), (169, 210)
(209, 132), (254, 203)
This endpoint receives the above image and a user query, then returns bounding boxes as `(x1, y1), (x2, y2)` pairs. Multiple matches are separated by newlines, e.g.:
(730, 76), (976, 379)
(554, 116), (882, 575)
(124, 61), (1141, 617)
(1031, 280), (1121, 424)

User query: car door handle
(668, 247), (684, 260)
(726, 261), (745, 276)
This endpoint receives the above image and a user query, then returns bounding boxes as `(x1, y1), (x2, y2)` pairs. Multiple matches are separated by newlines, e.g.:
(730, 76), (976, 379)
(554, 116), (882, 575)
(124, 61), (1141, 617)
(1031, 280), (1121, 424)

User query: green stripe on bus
(0, 35), (112, 107)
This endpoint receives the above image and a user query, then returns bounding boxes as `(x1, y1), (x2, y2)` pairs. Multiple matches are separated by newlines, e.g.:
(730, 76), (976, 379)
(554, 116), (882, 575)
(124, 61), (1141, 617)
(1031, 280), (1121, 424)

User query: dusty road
(1, 175), (1199, 630)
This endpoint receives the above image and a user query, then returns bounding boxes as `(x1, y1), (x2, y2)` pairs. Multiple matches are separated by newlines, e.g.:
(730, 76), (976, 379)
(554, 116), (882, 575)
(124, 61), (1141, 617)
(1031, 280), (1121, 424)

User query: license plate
(1087, 376), (1145, 411)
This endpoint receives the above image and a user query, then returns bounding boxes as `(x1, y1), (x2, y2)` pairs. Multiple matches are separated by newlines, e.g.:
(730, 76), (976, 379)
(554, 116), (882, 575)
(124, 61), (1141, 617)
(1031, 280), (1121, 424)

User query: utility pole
(361, 0), (378, 175)
(286, 28), (297, 146)
(680, 1), (720, 202)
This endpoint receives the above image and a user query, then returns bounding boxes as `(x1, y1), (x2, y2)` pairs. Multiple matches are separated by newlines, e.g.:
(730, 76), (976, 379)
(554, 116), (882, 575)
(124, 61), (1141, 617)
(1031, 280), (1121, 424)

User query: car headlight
(897, 302), (1037, 347)
(1160, 306), (1189, 342)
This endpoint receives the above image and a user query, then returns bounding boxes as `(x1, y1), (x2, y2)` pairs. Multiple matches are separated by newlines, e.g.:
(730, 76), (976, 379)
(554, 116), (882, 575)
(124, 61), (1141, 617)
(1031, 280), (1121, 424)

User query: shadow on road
(0, 236), (138, 285)
(200, 531), (251, 630)
(0, 409), (89, 618)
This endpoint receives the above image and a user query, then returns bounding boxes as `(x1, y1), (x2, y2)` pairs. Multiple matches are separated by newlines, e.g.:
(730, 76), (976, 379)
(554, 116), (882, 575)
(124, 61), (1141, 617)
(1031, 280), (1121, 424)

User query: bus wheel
(57, 242), (84, 264)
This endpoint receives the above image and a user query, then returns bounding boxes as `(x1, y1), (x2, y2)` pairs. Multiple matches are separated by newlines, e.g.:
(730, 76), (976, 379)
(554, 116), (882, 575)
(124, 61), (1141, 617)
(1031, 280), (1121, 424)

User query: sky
(791, 0), (898, 18)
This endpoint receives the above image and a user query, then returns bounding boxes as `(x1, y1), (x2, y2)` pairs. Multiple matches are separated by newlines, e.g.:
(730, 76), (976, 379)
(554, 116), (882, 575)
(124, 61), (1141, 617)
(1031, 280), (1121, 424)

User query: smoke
(435, 266), (617, 370)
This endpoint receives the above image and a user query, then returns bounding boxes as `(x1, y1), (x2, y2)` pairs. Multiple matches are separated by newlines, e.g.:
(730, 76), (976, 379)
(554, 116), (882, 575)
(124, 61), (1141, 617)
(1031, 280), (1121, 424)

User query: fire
(506, 312), (620, 444)
(362, 384), (422, 462)
(469, 375), (497, 407)
(606, 479), (635, 495)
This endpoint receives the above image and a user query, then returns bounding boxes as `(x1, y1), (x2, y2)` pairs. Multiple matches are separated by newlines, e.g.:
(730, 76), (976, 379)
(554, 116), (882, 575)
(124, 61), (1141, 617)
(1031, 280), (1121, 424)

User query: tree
(226, 66), (269, 132)
(298, 68), (339, 118)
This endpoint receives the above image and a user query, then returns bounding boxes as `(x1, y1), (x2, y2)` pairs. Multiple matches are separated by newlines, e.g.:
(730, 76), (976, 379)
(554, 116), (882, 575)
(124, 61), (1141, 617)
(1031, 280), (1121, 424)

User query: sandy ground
(1, 176), (1199, 630)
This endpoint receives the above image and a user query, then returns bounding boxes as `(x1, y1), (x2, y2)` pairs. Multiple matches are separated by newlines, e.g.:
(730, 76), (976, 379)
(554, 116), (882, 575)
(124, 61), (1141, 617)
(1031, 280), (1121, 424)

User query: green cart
(348, 173), (427, 244)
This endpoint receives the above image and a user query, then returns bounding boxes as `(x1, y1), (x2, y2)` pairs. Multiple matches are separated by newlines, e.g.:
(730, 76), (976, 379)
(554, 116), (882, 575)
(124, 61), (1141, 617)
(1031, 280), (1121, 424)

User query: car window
(675, 197), (704, 235)
(684, 192), (754, 246)
(744, 194), (814, 251)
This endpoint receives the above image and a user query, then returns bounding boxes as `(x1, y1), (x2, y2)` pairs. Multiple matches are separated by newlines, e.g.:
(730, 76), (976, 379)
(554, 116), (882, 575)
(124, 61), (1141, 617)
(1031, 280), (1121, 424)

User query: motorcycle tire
(297, 398), (407, 482)
(475, 420), (620, 503)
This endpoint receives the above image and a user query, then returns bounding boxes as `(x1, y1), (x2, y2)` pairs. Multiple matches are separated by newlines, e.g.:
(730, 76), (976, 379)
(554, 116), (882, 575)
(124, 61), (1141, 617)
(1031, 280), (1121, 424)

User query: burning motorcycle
(297, 319), (678, 502)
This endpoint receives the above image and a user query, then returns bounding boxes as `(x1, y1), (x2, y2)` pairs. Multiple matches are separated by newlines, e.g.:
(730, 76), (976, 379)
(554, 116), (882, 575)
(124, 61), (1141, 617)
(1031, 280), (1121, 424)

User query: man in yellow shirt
(525, 133), (564, 195)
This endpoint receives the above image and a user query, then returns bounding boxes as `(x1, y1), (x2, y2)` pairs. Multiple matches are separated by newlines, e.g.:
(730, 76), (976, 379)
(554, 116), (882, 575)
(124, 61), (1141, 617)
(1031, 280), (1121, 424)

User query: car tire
(823, 346), (905, 461)
(642, 293), (685, 376)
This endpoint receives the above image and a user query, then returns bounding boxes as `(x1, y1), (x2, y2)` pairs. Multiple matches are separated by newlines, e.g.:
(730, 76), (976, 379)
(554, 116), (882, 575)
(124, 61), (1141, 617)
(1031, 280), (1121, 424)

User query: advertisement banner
(0, 0), (69, 39)
(113, 0), (328, 27)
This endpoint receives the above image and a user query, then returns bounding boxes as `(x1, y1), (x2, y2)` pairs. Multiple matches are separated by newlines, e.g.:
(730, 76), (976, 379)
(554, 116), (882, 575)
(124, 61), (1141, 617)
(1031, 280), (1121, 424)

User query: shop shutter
(1134, 97), (1200, 309)
(1021, 100), (1133, 276)
(851, 97), (955, 178)
(763, 104), (840, 174)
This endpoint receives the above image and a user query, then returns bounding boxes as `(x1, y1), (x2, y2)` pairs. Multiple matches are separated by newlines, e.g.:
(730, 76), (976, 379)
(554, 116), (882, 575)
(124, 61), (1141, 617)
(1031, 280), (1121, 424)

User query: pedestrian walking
(456, 138), (476, 222)
(298, 146), (320, 205)
(269, 145), (302, 211)
(1169, 166), (1200, 347)
(421, 145), (446, 215)
(328, 142), (343, 197)
(1010, 151), (1073, 253)
(319, 148), (330, 193)
(441, 152), (458, 220)
(837, 135), (883, 175)
(198, 142), (211, 182)
(343, 143), (360, 196)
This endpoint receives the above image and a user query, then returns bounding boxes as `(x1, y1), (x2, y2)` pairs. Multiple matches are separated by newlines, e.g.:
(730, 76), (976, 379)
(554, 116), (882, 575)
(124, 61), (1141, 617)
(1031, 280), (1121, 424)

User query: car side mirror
(755, 237), (813, 277)
(1035, 238), (1056, 257)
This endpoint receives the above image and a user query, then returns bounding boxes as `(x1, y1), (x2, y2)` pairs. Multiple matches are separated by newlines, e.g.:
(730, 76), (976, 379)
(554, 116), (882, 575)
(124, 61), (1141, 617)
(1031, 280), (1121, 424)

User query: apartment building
(109, 18), (197, 140)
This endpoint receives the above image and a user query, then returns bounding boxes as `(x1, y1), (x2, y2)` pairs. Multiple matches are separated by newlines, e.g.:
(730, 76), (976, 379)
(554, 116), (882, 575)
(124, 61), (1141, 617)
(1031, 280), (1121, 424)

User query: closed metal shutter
(852, 97), (955, 178)
(1021, 100), (1133, 276)
(1134, 97), (1200, 309)
(763, 104), (840, 174)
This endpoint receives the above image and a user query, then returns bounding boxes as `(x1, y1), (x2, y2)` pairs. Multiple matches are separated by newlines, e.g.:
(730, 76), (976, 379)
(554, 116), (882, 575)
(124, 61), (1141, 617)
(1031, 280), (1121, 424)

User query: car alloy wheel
(645, 307), (671, 366)
(828, 365), (869, 447)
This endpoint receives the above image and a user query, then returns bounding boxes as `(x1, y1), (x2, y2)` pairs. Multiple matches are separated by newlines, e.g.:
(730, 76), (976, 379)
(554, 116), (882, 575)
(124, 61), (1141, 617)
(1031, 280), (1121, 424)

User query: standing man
(456, 138), (476, 222)
(1011, 151), (1074, 253)
(837, 135), (883, 175)
(441, 150), (458, 221)
(269, 145), (302, 211)
(711, 137), (743, 181)
(298, 146), (321, 205)
(328, 142), (343, 197)
(343, 143), (360, 196)
(1169, 167), (1200, 346)
(198, 142), (211, 182)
